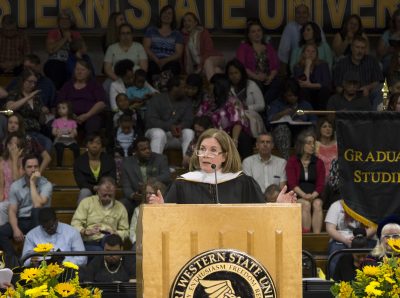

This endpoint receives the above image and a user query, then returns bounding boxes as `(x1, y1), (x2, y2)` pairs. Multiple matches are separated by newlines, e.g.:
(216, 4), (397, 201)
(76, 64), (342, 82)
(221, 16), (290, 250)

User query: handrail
(326, 248), (372, 280)
(20, 250), (136, 264)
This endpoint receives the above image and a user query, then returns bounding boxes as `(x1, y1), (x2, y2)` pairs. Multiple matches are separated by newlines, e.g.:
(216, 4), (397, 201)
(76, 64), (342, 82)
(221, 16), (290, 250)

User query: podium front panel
(136, 204), (302, 297)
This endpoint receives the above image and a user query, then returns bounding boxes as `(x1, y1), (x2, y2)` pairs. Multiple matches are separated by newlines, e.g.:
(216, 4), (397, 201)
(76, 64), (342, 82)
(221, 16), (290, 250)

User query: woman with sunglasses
(148, 128), (297, 204)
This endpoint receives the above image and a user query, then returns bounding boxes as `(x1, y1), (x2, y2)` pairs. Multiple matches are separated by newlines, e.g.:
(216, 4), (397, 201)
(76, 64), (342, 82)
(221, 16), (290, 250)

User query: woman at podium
(149, 129), (296, 204)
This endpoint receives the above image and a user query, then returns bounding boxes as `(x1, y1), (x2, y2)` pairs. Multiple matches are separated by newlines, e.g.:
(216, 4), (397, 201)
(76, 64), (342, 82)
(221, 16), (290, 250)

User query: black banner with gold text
(336, 112), (400, 227)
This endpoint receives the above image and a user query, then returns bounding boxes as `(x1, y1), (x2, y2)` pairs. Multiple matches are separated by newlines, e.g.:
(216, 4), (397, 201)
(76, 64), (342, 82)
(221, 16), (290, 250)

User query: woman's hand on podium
(276, 185), (297, 203)
(148, 190), (165, 204)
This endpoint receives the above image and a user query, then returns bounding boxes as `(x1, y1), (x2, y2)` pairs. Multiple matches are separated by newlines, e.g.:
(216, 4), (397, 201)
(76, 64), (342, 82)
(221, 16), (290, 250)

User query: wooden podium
(136, 204), (302, 297)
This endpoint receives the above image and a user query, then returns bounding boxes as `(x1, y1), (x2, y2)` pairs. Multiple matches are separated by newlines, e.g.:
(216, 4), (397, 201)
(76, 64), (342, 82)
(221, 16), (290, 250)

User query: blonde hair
(371, 223), (400, 258)
(297, 43), (321, 69)
(189, 128), (242, 173)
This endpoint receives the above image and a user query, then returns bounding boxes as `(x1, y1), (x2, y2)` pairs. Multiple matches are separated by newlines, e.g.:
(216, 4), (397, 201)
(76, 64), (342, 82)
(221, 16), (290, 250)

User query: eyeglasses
(382, 234), (400, 239)
(195, 149), (224, 158)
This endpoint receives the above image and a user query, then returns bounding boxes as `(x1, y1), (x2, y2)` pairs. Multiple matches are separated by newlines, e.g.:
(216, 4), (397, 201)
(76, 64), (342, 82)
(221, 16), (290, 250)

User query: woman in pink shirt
(44, 9), (82, 90)
(236, 19), (281, 103)
(315, 117), (337, 183)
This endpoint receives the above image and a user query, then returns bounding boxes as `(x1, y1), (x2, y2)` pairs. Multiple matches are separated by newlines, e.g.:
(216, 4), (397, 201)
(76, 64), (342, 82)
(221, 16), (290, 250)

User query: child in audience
(112, 93), (138, 127)
(115, 113), (137, 158)
(52, 100), (79, 167)
(126, 69), (153, 119)
(129, 179), (166, 248)
(264, 184), (280, 203)
(184, 73), (204, 113)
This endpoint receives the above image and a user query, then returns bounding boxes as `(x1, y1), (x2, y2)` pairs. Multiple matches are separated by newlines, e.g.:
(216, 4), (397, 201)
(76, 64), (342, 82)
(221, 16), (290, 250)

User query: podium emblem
(170, 249), (277, 298)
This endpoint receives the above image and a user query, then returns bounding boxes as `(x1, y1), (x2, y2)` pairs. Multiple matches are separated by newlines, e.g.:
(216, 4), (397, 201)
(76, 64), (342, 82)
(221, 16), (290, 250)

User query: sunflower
(46, 263), (64, 277)
(76, 287), (92, 298)
(339, 281), (354, 297)
(365, 281), (383, 296)
(25, 284), (49, 297)
(33, 243), (54, 253)
(54, 282), (76, 297)
(1, 287), (16, 298)
(92, 287), (102, 298)
(388, 238), (400, 253)
(363, 265), (380, 276)
(20, 267), (42, 282)
(62, 261), (79, 270)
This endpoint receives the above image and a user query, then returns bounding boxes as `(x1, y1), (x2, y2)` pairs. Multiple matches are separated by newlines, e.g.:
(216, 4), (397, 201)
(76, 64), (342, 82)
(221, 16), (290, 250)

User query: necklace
(104, 258), (122, 274)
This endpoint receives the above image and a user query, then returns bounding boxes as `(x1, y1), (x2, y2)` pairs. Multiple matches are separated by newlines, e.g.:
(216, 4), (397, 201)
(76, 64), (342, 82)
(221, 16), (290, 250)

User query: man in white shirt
(242, 133), (287, 193)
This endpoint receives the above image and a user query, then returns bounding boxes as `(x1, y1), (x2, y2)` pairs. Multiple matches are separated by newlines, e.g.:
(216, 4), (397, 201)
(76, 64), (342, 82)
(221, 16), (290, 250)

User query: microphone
(211, 164), (220, 204)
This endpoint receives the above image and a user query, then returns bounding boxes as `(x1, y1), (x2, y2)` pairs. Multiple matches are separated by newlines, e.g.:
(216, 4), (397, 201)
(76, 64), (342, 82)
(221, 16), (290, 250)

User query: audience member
(197, 74), (253, 159)
(114, 113), (137, 158)
(126, 69), (153, 119)
(264, 184), (280, 203)
(0, 133), (24, 226)
(377, 8), (400, 75)
(325, 200), (375, 275)
(286, 130), (324, 233)
(333, 36), (383, 110)
(0, 14), (30, 75)
(81, 234), (135, 282)
(102, 12), (126, 52)
(71, 177), (129, 251)
(66, 38), (95, 80)
(104, 23), (148, 83)
(293, 43), (332, 110)
(52, 101), (79, 167)
(387, 49), (400, 86)
(362, 216), (400, 267)
(315, 118), (337, 183)
(44, 9), (81, 89)
(387, 92), (400, 111)
(290, 21), (333, 74)
(182, 116), (213, 168)
(57, 59), (106, 134)
(5, 69), (52, 153)
(112, 93), (138, 129)
(184, 73), (204, 114)
(332, 14), (369, 59)
(327, 71), (372, 111)
(129, 179), (167, 246)
(267, 79), (316, 159)
(22, 207), (86, 266)
(333, 228), (370, 282)
(0, 154), (52, 260)
(181, 12), (224, 80)
(73, 133), (116, 203)
(120, 136), (171, 216)
(236, 19), (280, 102)
(143, 5), (183, 85)
(226, 59), (265, 113)
(5, 114), (51, 173)
(278, 4), (326, 75)
(145, 76), (194, 155)
(242, 133), (287, 193)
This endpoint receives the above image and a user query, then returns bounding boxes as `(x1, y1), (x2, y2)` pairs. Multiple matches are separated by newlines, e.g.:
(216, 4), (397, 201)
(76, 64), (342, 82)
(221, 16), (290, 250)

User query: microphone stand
(211, 164), (220, 204)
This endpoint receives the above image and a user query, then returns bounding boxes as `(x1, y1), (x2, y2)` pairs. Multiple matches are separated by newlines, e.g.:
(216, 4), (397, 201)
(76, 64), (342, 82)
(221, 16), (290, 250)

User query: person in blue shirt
(22, 207), (87, 266)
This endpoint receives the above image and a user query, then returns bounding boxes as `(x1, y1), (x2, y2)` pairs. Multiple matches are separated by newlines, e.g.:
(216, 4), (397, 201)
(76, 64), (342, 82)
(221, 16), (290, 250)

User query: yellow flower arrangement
(33, 243), (54, 253)
(331, 239), (400, 297)
(62, 261), (79, 271)
(1, 243), (102, 297)
(54, 283), (76, 297)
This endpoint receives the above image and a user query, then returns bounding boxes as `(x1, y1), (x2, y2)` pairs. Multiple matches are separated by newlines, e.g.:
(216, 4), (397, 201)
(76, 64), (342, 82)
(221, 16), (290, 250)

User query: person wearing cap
(327, 70), (372, 112)
(332, 35), (383, 110)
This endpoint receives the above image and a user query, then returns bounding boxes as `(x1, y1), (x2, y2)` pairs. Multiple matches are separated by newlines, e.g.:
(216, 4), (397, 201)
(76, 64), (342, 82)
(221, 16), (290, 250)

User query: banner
(0, 0), (398, 34)
(336, 112), (400, 227)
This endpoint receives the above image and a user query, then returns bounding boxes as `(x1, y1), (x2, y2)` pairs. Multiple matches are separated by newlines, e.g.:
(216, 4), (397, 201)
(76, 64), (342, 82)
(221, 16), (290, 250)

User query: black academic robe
(165, 173), (264, 204)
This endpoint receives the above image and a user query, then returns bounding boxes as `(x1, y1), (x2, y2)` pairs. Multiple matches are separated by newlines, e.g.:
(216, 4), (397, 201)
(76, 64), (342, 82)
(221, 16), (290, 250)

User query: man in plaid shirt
(0, 14), (31, 75)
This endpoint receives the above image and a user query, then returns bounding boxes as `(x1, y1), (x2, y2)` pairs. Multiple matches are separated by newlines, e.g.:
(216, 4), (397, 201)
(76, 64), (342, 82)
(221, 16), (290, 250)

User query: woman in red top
(181, 12), (224, 80)
(286, 129), (325, 233)
(44, 9), (82, 90)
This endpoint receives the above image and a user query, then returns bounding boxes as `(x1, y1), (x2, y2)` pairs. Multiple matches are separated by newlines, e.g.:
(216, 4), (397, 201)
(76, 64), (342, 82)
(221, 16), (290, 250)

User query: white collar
(180, 171), (242, 184)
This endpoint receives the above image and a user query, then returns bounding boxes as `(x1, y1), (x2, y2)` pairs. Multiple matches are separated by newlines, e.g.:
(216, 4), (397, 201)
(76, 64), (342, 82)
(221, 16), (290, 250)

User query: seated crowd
(0, 3), (399, 284)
